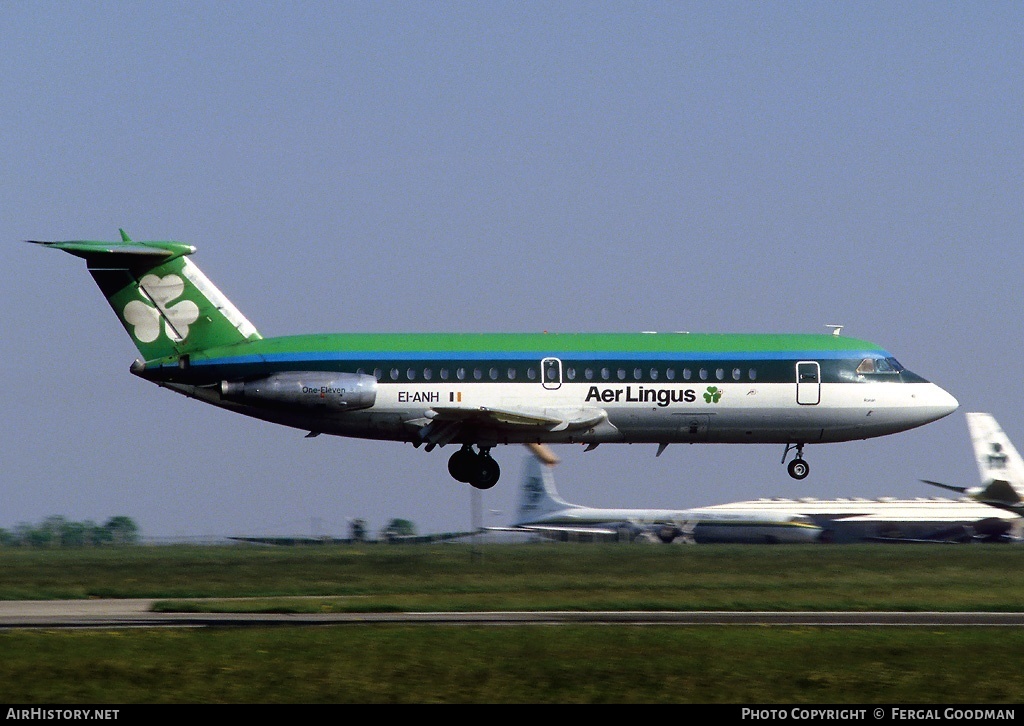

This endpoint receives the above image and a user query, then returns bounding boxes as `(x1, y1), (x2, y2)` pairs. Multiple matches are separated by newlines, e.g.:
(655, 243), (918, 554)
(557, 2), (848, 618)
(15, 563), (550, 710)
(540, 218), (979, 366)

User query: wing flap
(430, 405), (607, 431)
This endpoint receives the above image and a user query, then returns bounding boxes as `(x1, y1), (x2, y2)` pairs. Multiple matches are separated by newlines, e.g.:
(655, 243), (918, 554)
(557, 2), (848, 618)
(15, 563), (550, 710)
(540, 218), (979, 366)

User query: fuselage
(37, 235), (961, 490)
(516, 504), (824, 544)
(705, 496), (1021, 543)
(133, 331), (958, 448)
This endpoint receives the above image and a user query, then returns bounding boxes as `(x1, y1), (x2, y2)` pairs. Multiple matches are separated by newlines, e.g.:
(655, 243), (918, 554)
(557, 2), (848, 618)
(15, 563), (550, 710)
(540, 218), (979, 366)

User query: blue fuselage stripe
(182, 348), (883, 369)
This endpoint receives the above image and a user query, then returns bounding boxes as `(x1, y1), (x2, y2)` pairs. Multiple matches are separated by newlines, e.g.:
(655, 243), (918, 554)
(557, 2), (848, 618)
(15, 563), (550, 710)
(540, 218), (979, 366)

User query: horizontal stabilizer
(980, 479), (1023, 505)
(28, 236), (196, 268)
(920, 479), (967, 495)
(34, 231), (259, 360)
(922, 478), (1023, 511)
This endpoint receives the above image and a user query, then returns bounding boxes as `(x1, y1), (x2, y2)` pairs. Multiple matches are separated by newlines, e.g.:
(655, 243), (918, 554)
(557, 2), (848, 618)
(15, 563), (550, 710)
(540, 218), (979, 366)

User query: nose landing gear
(448, 445), (501, 489)
(782, 443), (809, 480)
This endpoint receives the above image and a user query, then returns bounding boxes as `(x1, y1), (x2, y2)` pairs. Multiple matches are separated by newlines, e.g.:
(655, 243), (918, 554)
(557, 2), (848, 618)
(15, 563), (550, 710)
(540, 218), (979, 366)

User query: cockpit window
(857, 357), (903, 375)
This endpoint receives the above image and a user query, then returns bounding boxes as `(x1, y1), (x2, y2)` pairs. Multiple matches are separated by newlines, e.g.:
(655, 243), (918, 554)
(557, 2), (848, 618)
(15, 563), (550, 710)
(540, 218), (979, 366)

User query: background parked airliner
(706, 495), (1020, 544)
(501, 452), (823, 543)
(34, 233), (959, 489)
(923, 413), (1024, 513)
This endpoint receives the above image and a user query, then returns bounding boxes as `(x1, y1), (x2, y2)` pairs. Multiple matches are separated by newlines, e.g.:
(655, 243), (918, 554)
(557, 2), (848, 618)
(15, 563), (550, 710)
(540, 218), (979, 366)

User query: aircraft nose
(920, 383), (959, 423)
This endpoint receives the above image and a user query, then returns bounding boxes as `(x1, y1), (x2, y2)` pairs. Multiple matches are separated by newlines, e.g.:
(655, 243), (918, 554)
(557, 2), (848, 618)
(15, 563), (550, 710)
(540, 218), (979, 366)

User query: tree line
(0, 515), (140, 547)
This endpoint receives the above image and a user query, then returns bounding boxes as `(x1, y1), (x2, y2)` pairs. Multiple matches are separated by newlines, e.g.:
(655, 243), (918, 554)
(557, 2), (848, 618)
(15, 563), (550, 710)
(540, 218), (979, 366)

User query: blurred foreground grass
(2, 543), (1024, 611)
(2, 625), (1023, 703)
(4, 544), (1024, 703)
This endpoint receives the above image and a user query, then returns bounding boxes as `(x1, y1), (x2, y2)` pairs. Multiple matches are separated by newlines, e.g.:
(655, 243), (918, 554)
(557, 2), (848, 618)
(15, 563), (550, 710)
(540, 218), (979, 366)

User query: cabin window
(406, 368), (416, 380)
(682, 368), (691, 380)
(507, 368), (516, 380)
(423, 368), (432, 380)
(732, 368), (741, 381)
(585, 368), (594, 380)
(474, 368), (483, 380)
(749, 368), (757, 381)
(489, 367), (498, 380)
(715, 368), (724, 381)
(527, 368), (537, 380)
(373, 368), (382, 381)
(546, 367), (558, 381)
(650, 368), (659, 380)
(440, 368), (449, 380)
(390, 368), (399, 381)
(457, 367), (466, 380)
(633, 368), (642, 380)
(666, 368), (676, 380)
(566, 367), (576, 381)
(699, 368), (708, 380)
(601, 367), (610, 380)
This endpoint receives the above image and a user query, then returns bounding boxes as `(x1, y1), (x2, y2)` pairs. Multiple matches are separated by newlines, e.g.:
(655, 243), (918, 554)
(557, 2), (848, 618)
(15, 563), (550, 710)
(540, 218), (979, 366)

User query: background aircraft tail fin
(32, 231), (261, 361)
(512, 450), (572, 525)
(966, 412), (1024, 504)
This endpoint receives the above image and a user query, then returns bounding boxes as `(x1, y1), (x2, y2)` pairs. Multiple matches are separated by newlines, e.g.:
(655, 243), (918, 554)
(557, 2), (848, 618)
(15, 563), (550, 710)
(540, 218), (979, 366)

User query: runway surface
(2, 600), (1024, 628)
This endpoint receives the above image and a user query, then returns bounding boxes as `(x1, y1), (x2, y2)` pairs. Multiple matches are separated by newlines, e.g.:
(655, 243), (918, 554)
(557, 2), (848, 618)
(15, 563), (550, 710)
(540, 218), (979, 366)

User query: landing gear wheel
(449, 446), (502, 488)
(788, 458), (809, 480)
(448, 447), (476, 483)
(472, 455), (500, 490)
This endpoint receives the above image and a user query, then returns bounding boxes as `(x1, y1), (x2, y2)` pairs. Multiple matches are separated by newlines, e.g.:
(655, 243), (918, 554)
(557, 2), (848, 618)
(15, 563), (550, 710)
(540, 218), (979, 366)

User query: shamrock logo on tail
(123, 274), (200, 343)
(703, 386), (723, 403)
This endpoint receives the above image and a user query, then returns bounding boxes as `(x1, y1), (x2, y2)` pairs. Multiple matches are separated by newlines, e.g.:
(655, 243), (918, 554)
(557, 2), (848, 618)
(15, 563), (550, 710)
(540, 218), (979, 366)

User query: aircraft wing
(520, 524), (621, 535)
(413, 405), (608, 446)
(432, 406), (564, 427)
(492, 524), (622, 536)
(865, 517), (1015, 544)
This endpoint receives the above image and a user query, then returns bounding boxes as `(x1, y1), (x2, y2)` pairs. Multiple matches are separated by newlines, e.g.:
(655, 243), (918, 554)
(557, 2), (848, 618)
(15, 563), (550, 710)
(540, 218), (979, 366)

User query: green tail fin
(32, 230), (261, 360)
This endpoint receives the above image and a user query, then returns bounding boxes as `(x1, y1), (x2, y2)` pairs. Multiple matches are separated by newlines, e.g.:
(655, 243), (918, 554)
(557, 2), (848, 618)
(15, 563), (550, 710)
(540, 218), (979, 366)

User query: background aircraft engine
(657, 525), (682, 544)
(220, 372), (377, 411)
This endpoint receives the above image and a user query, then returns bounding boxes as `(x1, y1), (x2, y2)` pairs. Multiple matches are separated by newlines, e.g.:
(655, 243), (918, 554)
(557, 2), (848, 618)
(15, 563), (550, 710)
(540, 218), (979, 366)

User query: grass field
(2, 543), (1024, 703)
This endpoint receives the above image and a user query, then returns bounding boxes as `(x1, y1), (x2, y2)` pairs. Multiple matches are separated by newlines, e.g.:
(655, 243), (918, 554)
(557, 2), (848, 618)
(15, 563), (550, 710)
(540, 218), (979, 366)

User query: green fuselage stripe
(140, 333), (928, 386)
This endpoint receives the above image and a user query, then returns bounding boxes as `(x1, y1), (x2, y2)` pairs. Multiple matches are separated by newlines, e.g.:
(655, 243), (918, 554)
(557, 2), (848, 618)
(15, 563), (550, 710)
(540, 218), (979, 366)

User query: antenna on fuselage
(826, 324), (844, 336)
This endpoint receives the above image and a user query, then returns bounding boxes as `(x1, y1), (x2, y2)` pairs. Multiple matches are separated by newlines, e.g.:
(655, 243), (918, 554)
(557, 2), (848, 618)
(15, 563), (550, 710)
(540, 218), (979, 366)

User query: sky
(3, 2), (1023, 541)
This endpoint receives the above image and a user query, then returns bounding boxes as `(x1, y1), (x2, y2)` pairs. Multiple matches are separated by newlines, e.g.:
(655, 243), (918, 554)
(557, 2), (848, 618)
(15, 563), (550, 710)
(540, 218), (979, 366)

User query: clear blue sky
(3, 2), (1022, 539)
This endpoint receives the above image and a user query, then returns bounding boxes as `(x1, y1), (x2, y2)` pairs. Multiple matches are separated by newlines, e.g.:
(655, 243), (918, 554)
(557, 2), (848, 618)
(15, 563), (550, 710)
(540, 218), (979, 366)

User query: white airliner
(922, 412), (1024, 513)
(499, 453), (824, 544)
(703, 495), (1020, 543)
(34, 232), (959, 490)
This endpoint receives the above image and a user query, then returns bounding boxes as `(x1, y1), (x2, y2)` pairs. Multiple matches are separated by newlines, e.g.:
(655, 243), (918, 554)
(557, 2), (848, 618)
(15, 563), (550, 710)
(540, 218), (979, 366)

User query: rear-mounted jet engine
(221, 372), (377, 411)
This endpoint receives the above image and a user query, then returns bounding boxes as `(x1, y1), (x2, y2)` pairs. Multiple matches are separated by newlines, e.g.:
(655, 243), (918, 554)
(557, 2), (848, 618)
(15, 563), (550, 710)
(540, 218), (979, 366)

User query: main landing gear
(448, 445), (501, 490)
(782, 443), (809, 480)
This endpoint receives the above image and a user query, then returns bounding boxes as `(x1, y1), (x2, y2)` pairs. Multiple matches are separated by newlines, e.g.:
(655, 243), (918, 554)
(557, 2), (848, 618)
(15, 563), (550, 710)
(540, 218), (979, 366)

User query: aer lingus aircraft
(33, 232), (959, 490)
